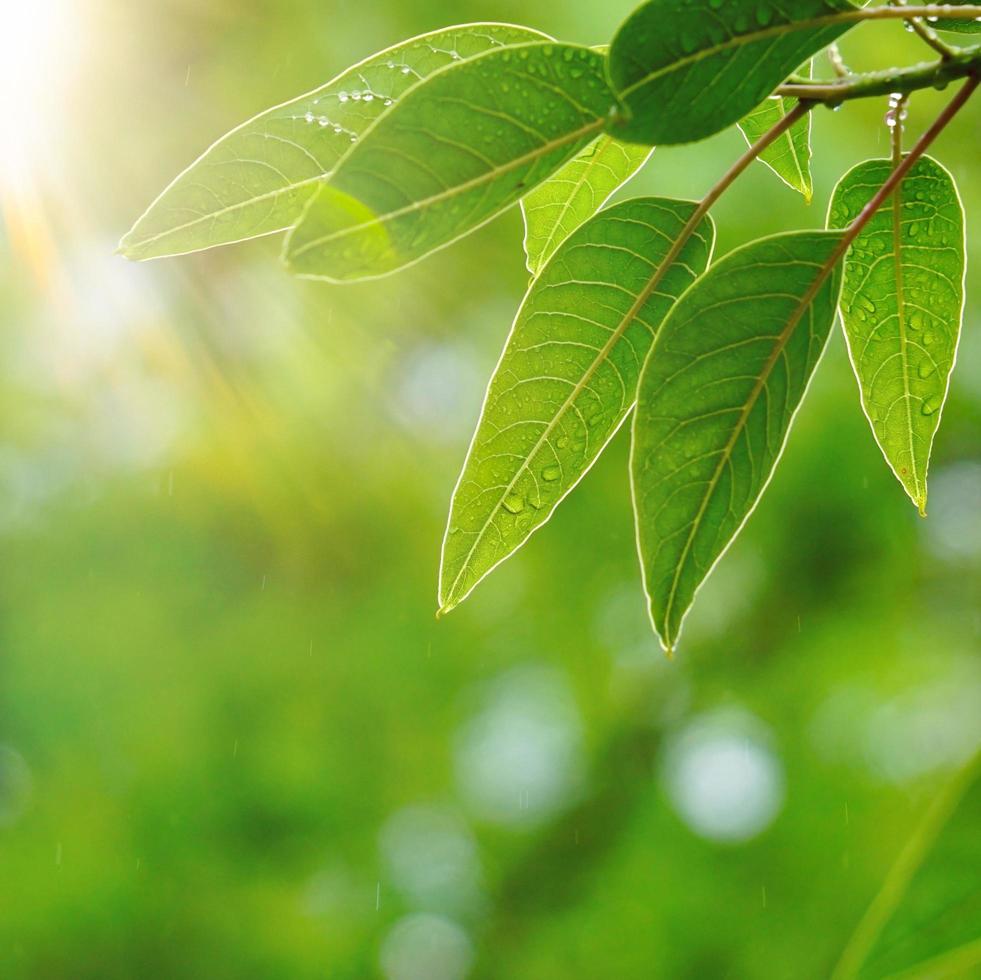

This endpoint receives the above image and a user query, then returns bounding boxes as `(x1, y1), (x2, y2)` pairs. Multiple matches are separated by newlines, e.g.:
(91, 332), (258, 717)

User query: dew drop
(921, 396), (941, 416)
(542, 466), (561, 483)
(503, 494), (524, 515)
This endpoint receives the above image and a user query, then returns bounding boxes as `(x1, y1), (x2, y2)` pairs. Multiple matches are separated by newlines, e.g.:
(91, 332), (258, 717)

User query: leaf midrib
(442, 203), (704, 609)
(289, 118), (607, 259)
(658, 243), (837, 645)
(890, 171), (925, 510)
(618, 8), (854, 99)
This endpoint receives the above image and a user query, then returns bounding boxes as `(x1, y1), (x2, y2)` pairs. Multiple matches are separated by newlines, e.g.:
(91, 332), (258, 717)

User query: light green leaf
(631, 230), (844, 652)
(285, 43), (616, 282)
(119, 24), (548, 260)
(439, 197), (715, 613)
(833, 753), (981, 980)
(738, 61), (813, 200)
(828, 156), (965, 516)
(606, 0), (857, 145)
(521, 135), (654, 276)
(934, 0), (981, 33)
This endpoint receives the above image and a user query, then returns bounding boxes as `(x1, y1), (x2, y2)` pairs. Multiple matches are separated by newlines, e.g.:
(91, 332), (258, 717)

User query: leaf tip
(115, 236), (137, 260)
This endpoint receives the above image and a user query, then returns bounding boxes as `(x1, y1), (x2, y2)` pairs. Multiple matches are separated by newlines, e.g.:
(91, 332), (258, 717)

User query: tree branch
(777, 46), (981, 103)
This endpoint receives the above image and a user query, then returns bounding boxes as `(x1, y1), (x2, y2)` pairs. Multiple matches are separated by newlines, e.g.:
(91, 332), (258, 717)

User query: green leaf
(521, 135), (654, 276)
(738, 61), (813, 201)
(285, 43), (616, 282)
(834, 753), (981, 980)
(631, 230), (844, 652)
(828, 156), (965, 516)
(606, 0), (857, 145)
(934, 0), (981, 33)
(119, 24), (548, 260)
(439, 197), (715, 613)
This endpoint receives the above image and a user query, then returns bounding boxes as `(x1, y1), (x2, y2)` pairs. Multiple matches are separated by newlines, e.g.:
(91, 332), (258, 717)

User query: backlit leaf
(828, 156), (965, 515)
(738, 61), (813, 200)
(439, 197), (715, 613)
(607, 0), (856, 145)
(119, 24), (548, 260)
(632, 231), (844, 652)
(285, 43), (616, 282)
(521, 135), (654, 276)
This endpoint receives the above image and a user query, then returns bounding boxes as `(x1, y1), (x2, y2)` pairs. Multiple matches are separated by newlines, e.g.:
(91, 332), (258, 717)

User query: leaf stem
(778, 45), (980, 102)
(827, 43), (851, 78)
(837, 4), (981, 23)
(834, 75), (977, 262)
(886, 92), (925, 512)
(637, 103), (812, 290)
(889, 0), (964, 58)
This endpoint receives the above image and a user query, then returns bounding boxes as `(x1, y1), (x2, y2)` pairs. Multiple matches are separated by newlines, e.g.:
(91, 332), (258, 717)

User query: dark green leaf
(828, 156), (965, 515)
(521, 135), (654, 276)
(632, 230), (844, 652)
(607, 0), (856, 145)
(119, 24), (548, 260)
(738, 61), (813, 200)
(285, 43), (616, 282)
(439, 197), (715, 613)
(934, 0), (981, 33)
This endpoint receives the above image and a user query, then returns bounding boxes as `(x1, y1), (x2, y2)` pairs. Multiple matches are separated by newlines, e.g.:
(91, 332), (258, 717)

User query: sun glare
(0, 0), (77, 277)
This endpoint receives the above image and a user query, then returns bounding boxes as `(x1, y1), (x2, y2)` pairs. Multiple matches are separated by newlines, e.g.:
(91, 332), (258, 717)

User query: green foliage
(121, 1), (981, 653)
(521, 136), (653, 276)
(118, 24), (548, 260)
(738, 61), (813, 201)
(935, 0), (981, 32)
(284, 43), (614, 281)
(440, 198), (714, 613)
(631, 231), (844, 652)
(829, 156), (965, 515)
(605, 0), (856, 144)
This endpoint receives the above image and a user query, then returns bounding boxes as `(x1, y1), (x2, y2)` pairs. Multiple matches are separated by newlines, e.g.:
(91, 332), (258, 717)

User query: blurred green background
(0, 2), (979, 978)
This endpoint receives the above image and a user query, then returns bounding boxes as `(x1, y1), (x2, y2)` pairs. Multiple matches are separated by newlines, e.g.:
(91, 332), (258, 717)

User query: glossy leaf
(607, 0), (856, 145)
(119, 24), (548, 260)
(828, 156), (964, 515)
(934, 0), (981, 33)
(521, 135), (654, 276)
(738, 61), (813, 201)
(632, 231), (844, 652)
(439, 197), (715, 613)
(285, 43), (616, 282)
(834, 753), (981, 980)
